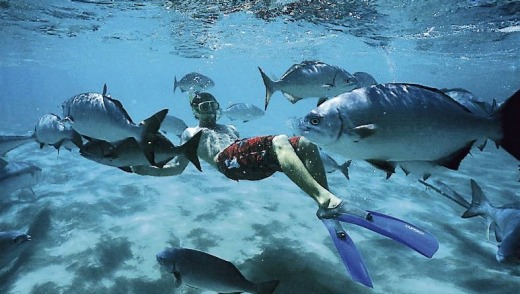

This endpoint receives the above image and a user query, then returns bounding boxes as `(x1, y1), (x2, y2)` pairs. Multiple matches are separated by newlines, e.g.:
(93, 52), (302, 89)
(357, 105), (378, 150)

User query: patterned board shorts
(216, 135), (301, 181)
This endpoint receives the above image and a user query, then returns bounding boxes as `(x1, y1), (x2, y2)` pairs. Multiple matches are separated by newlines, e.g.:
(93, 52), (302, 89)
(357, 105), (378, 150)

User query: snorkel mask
(191, 92), (221, 120)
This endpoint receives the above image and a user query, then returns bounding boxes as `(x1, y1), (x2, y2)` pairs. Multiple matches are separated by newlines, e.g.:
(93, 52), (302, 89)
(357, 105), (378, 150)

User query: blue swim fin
(335, 210), (439, 258)
(322, 219), (373, 288)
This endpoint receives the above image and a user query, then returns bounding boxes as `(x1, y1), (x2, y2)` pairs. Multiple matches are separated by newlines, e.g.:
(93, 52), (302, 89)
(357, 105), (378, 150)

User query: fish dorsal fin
(102, 84), (108, 96)
(105, 96), (135, 124)
(317, 97), (328, 106)
(434, 140), (475, 170)
(350, 124), (377, 140)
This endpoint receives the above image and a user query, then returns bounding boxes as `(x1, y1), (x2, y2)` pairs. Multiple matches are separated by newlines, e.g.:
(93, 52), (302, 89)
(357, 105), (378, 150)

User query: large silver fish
(80, 131), (203, 171)
(174, 72), (215, 93)
(221, 103), (265, 122)
(161, 115), (188, 137)
(319, 149), (351, 180)
(157, 247), (279, 294)
(62, 86), (167, 166)
(353, 71), (378, 87)
(0, 231), (31, 255)
(0, 161), (42, 198)
(259, 61), (360, 110)
(34, 113), (83, 150)
(297, 83), (520, 175)
(420, 179), (520, 264)
(0, 133), (35, 157)
(441, 87), (497, 117)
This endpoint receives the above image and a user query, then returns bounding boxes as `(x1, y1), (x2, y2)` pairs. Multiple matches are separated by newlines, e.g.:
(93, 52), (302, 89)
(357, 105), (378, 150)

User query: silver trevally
(80, 131), (203, 171)
(0, 133), (35, 157)
(353, 72), (378, 87)
(157, 247), (279, 294)
(221, 103), (265, 122)
(0, 231), (31, 254)
(420, 179), (520, 264)
(319, 149), (351, 180)
(34, 113), (83, 150)
(259, 60), (360, 110)
(161, 115), (188, 137)
(62, 85), (167, 166)
(174, 72), (215, 94)
(297, 84), (520, 175)
(441, 87), (497, 117)
(0, 161), (42, 198)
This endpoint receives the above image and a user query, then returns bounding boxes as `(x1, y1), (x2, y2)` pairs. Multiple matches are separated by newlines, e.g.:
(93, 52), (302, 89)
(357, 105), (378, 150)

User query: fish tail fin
(338, 160), (351, 180)
(496, 89), (520, 160)
(461, 179), (491, 218)
(176, 130), (203, 172)
(139, 109), (169, 166)
(255, 279), (279, 294)
(173, 76), (178, 93)
(258, 67), (276, 110)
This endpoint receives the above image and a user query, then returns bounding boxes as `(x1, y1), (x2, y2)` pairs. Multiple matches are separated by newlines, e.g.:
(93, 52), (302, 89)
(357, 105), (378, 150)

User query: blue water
(1, 1), (519, 293)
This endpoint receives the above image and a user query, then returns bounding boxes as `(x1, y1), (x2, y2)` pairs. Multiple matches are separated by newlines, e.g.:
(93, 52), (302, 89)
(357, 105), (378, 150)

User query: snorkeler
(129, 92), (439, 287)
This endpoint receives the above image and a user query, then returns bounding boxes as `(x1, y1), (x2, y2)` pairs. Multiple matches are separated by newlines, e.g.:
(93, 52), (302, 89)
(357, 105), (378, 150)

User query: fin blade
(321, 219), (373, 288)
(336, 211), (439, 258)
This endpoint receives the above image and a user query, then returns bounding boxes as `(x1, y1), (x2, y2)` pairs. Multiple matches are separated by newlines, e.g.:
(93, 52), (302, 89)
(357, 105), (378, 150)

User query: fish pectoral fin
(433, 140), (475, 170)
(282, 92), (300, 103)
(350, 124), (377, 139)
(173, 271), (182, 288)
(492, 222), (502, 242)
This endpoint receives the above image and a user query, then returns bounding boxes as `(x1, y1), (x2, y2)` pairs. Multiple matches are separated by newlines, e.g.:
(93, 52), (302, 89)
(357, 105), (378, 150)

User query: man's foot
(316, 201), (370, 220)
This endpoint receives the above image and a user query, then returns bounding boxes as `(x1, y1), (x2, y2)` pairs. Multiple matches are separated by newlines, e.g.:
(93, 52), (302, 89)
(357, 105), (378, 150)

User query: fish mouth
(285, 117), (307, 134)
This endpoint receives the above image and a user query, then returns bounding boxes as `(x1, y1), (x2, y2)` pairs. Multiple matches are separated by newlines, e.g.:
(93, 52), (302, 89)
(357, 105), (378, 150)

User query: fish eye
(310, 117), (321, 125)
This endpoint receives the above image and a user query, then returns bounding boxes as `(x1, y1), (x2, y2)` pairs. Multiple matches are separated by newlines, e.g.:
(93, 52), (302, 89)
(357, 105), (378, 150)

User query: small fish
(0, 161), (42, 198)
(34, 113), (83, 150)
(353, 72), (378, 87)
(319, 149), (351, 180)
(420, 179), (520, 264)
(259, 61), (360, 110)
(441, 88), (497, 117)
(221, 103), (265, 122)
(0, 231), (31, 254)
(160, 115), (188, 137)
(157, 247), (279, 294)
(62, 85), (167, 166)
(297, 84), (520, 178)
(80, 131), (203, 171)
(174, 72), (215, 93)
(0, 133), (35, 157)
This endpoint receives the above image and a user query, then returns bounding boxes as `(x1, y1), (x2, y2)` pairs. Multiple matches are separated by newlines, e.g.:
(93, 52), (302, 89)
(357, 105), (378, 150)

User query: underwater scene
(1, 1), (520, 293)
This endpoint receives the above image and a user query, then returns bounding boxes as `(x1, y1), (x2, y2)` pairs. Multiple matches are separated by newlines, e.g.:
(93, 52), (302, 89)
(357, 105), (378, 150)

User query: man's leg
(271, 135), (341, 209)
(293, 137), (329, 189)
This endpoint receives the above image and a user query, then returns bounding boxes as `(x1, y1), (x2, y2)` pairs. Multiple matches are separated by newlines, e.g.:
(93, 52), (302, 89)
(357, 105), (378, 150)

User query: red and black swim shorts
(216, 135), (301, 181)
